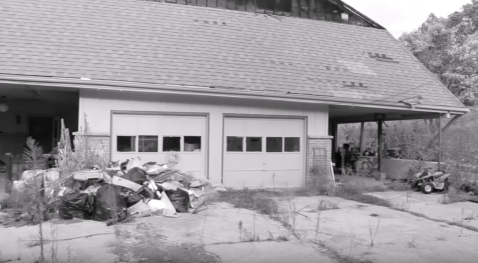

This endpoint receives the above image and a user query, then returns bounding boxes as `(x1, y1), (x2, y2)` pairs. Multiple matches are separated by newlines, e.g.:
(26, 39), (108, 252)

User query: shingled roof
(0, 0), (468, 112)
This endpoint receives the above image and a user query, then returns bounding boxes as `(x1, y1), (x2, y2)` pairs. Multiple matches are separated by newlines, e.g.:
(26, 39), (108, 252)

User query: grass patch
(338, 193), (392, 207)
(210, 189), (280, 217)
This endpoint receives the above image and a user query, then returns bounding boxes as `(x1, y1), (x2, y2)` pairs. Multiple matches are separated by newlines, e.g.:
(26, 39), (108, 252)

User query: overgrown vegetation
(209, 190), (280, 218)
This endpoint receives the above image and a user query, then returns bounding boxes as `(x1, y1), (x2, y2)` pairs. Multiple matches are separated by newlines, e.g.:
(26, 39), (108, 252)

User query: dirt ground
(1, 192), (478, 263)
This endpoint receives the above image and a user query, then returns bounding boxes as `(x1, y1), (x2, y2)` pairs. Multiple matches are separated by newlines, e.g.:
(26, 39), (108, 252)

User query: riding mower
(409, 167), (451, 194)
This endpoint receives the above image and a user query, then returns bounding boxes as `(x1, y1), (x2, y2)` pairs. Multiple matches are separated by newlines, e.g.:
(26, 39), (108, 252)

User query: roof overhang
(0, 74), (470, 117)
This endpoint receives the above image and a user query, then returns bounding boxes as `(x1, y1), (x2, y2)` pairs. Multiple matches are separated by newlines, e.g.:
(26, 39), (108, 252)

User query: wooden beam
(427, 114), (464, 148)
(331, 122), (338, 162)
(359, 122), (365, 154)
(438, 115), (442, 170)
(331, 113), (447, 124)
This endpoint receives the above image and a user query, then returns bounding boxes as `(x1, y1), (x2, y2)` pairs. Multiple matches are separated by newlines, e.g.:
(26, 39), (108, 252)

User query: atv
(409, 167), (450, 194)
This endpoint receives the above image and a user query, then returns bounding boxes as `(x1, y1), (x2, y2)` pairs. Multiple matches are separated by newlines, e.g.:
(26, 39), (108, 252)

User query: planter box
(382, 158), (438, 179)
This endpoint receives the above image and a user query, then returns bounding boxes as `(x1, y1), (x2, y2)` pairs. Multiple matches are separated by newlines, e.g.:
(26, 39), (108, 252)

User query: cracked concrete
(276, 195), (478, 263)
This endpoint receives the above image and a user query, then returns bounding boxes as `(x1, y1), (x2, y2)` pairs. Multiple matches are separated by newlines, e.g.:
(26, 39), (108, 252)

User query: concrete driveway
(276, 195), (478, 263)
(368, 191), (478, 229)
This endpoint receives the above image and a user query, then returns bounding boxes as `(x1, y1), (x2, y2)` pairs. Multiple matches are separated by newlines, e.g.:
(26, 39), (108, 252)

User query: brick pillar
(73, 133), (111, 160)
(306, 135), (333, 185)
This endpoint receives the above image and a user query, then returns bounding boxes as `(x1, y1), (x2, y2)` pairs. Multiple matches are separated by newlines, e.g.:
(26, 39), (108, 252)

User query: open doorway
(28, 115), (60, 154)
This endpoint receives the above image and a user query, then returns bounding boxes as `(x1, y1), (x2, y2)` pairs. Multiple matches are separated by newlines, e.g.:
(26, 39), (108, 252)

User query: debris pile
(3, 157), (225, 227)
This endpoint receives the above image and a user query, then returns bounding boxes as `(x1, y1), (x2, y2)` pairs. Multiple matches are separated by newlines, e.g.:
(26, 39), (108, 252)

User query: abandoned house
(0, 0), (469, 190)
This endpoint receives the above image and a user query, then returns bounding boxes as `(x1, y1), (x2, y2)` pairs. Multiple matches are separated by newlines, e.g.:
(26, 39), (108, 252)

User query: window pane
(266, 137), (283, 152)
(184, 136), (202, 152)
(139, 136), (158, 152)
(246, 137), (262, 152)
(163, 137), (181, 152)
(117, 136), (136, 152)
(285, 137), (300, 152)
(227, 136), (243, 152)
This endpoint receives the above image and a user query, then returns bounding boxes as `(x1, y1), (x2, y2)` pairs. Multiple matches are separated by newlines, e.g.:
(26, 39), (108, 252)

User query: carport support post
(438, 114), (442, 170)
(377, 120), (383, 172)
(359, 122), (365, 154)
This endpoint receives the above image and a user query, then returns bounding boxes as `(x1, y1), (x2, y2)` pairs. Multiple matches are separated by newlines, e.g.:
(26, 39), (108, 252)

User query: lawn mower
(409, 167), (451, 194)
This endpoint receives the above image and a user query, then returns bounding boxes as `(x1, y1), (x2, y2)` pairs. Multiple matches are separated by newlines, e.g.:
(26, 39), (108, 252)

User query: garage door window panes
(227, 136), (244, 152)
(284, 137), (300, 152)
(266, 137), (283, 152)
(138, 136), (158, 152)
(117, 136), (136, 152)
(184, 136), (201, 152)
(163, 136), (181, 152)
(246, 137), (262, 152)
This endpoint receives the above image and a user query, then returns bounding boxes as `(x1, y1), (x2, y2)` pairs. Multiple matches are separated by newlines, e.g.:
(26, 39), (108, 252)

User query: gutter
(0, 74), (469, 115)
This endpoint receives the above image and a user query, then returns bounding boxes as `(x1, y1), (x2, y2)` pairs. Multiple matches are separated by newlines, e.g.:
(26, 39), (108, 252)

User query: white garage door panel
(112, 114), (206, 177)
(223, 117), (305, 188)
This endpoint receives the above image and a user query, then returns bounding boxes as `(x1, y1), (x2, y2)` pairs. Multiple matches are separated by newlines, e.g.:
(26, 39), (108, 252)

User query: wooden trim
(308, 135), (333, 139)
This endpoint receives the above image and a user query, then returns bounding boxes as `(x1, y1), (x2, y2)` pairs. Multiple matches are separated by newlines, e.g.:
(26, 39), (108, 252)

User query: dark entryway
(28, 115), (60, 154)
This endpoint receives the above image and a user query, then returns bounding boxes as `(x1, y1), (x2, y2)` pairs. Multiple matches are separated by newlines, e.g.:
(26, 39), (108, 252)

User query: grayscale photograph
(0, 0), (477, 262)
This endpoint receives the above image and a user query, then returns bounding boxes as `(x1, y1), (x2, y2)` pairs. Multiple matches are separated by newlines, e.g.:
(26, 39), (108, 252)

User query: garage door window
(117, 136), (136, 152)
(227, 136), (243, 152)
(266, 137), (283, 152)
(184, 136), (201, 152)
(284, 137), (300, 152)
(246, 137), (262, 152)
(163, 136), (181, 152)
(138, 136), (158, 152)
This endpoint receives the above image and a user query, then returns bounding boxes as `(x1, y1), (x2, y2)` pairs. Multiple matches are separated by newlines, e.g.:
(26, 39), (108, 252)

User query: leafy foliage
(400, 0), (478, 107)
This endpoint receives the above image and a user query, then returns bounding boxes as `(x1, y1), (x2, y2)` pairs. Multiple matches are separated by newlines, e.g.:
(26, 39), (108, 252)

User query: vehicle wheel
(421, 183), (434, 194)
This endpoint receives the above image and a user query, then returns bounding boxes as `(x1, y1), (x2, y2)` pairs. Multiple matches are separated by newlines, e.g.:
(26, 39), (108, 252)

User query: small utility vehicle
(409, 168), (450, 194)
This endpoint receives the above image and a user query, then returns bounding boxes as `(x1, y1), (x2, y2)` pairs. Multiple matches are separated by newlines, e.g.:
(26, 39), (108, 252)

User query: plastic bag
(121, 188), (142, 208)
(126, 157), (142, 172)
(123, 167), (148, 185)
(59, 193), (95, 220)
(93, 185), (127, 221)
(165, 189), (190, 213)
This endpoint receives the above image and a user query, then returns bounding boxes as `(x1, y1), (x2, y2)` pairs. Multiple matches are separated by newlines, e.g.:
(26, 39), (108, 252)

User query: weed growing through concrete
(67, 246), (76, 263)
(238, 220), (243, 242)
(407, 237), (417, 248)
(50, 223), (59, 263)
(368, 218), (381, 247)
(318, 200), (339, 211)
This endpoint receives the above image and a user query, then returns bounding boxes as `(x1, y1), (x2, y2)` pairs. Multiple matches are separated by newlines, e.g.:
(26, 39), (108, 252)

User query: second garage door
(223, 117), (305, 188)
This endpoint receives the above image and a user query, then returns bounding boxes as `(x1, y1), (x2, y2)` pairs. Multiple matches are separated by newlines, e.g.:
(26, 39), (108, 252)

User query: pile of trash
(6, 157), (226, 226)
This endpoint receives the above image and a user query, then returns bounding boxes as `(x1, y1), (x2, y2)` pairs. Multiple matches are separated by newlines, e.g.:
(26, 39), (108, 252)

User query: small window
(138, 136), (158, 152)
(266, 137), (283, 152)
(246, 137), (262, 152)
(184, 136), (202, 152)
(285, 137), (300, 152)
(163, 136), (181, 152)
(117, 136), (136, 152)
(227, 136), (243, 152)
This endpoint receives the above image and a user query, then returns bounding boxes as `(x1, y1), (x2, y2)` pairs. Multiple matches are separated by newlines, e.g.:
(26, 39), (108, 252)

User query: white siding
(79, 89), (329, 185)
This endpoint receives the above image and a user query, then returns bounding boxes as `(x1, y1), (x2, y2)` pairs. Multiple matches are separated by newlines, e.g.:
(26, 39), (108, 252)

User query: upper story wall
(147, 0), (382, 28)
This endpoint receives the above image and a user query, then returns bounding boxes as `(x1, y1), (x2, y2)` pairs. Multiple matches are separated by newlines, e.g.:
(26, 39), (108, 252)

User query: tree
(400, 1), (478, 107)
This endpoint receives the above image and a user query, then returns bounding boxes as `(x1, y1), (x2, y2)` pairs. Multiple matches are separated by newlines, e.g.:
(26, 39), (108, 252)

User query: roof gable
(0, 0), (466, 111)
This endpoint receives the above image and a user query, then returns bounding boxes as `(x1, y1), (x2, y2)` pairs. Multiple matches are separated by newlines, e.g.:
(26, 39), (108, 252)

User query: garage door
(223, 117), (305, 188)
(112, 114), (206, 177)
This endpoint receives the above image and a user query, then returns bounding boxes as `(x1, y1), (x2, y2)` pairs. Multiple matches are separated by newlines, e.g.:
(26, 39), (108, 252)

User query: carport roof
(0, 0), (469, 114)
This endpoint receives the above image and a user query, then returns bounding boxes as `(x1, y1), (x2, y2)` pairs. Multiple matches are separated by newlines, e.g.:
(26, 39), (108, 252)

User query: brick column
(306, 135), (333, 185)
(73, 133), (111, 160)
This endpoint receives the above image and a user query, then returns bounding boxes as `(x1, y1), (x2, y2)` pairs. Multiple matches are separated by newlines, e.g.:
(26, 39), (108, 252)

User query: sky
(345, 0), (473, 38)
